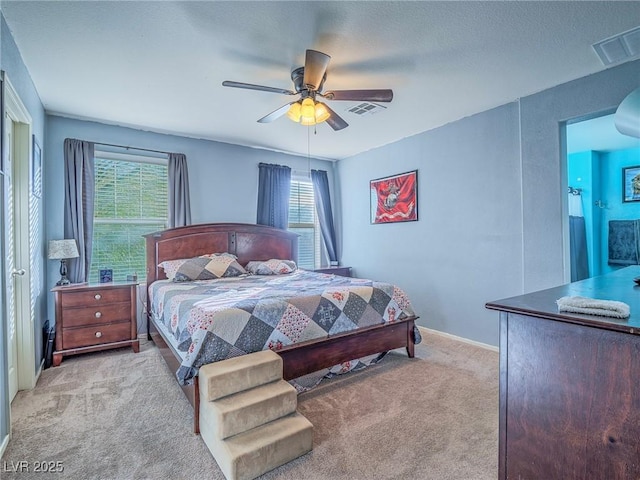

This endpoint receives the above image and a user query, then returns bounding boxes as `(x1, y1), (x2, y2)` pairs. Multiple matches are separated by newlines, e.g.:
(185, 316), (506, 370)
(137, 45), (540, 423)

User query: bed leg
(194, 375), (200, 435)
(146, 314), (152, 341)
(406, 343), (415, 358)
(406, 321), (415, 358)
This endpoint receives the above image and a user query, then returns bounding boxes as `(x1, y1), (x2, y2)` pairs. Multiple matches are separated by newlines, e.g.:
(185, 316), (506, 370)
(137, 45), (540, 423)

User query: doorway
(565, 112), (640, 280)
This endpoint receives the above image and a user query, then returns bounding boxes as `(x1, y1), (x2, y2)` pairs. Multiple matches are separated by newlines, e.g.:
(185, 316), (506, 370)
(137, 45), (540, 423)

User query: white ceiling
(3, 1), (640, 160)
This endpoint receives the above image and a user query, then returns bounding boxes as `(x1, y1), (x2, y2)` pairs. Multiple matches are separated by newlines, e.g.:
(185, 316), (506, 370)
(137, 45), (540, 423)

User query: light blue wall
(338, 103), (523, 346)
(45, 115), (337, 324)
(591, 152), (603, 277)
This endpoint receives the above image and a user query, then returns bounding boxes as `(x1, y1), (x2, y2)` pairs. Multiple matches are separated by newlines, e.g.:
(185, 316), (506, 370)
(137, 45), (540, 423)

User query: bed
(144, 223), (420, 433)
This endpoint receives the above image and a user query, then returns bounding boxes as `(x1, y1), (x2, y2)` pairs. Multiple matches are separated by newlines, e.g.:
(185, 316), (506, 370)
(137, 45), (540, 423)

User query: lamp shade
(286, 101), (302, 122)
(48, 239), (79, 260)
(299, 98), (316, 125)
(314, 102), (330, 123)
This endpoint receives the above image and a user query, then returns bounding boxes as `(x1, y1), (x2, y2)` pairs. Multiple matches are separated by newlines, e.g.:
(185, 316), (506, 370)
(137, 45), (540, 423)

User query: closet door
(4, 107), (18, 402)
(0, 72), (9, 454)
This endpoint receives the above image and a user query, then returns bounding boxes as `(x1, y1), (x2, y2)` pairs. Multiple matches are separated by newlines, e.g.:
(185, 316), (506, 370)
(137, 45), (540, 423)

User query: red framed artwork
(370, 170), (418, 224)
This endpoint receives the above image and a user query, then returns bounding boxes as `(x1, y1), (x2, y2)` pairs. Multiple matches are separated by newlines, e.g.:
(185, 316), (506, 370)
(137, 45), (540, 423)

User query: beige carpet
(1, 332), (498, 480)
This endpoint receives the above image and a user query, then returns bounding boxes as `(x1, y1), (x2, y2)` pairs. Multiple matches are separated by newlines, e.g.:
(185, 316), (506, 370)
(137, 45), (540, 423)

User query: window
(288, 179), (321, 269)
(89, 152), (168, 283)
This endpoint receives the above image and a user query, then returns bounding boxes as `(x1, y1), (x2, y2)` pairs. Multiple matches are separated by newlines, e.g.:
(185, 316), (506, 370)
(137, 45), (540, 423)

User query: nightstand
(314, 266), (352, 277)
(52, 282), (139, 366)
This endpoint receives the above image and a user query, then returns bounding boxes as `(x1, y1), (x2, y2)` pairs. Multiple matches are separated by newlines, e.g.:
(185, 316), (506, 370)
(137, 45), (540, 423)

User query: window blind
(90, 156), (168, 282)
(288, 180), (320, 269)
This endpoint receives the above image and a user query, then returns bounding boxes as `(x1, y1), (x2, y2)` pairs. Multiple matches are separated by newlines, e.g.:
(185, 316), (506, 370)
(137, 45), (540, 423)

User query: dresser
(314, 266), (352, 277)
(52, 282), (139, 366)
(486, 266), (640, 480)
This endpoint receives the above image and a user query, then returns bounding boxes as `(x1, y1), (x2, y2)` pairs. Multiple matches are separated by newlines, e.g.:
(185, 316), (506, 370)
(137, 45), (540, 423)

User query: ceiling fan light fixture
(314, 102), (330, 123)
(286, 101), (302, 122)
(299, 98), (316, 124)
(284, 96), (332, 126)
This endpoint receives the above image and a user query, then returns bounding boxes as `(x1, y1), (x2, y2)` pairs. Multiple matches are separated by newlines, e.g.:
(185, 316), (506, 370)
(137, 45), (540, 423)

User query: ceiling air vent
(592, 25), (640, 66)
(346, 102), (387, 116)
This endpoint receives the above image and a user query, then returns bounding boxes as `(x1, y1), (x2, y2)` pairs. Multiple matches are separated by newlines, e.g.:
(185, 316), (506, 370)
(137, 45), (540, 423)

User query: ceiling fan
(222, 49), (393, 131)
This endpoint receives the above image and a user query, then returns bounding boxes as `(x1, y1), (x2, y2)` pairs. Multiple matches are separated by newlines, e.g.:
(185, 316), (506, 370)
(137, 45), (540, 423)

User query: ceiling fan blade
(222, 80), (295, 96)
(303, 50), (331, 91)
(323, 89), (393, 102)
(257, 102), (296, 123)
(320, 103), (349, 131)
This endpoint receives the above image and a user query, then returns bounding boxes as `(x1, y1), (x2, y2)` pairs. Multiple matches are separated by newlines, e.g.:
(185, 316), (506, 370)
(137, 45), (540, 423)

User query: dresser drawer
(63, 322), (131, 350)
(61, 303), (132, 328)
(61, 287), (131, 307)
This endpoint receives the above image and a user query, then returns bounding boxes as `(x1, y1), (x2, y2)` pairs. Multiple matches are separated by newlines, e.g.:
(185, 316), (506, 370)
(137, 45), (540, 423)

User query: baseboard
(35, 359), (44, 383)
(0, 432), (9, 459)
(418, 326), (499, 352)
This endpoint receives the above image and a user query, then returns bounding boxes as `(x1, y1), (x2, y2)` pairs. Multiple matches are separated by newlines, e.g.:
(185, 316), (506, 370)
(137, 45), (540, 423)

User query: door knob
(11, 269), (25, 276)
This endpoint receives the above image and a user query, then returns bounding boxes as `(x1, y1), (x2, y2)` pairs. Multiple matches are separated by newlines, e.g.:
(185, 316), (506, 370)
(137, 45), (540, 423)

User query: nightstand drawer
(63, 322), (131, 350)
(62, 303), (132, 328)
(60, 287), (131, 307)
(314, 267), (352, 277)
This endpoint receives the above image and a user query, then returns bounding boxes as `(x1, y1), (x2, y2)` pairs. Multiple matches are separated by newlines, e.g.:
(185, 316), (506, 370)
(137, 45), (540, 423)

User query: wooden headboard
(143, 223), (299, 284)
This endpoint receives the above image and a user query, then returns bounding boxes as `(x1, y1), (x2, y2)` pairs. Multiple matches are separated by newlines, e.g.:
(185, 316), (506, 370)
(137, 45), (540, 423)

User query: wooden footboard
(278, 318), (416, 379)
(148, 314), (417, 434)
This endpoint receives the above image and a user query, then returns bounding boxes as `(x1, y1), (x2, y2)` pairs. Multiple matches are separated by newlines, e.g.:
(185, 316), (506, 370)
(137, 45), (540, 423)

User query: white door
(4, 112), (18, 402)
(3, 76), (35, 401)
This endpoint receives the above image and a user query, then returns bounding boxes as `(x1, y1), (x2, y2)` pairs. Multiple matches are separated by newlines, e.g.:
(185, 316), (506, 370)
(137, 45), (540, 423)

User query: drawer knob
(94, 294), (102, 300)
(95, 311), (102, 318)
(95, 331), (102, 338)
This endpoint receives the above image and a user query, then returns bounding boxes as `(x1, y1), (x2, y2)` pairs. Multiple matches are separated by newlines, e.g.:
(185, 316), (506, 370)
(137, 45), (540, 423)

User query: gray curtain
(168, 153), (191, 228)
(63, 138), (95, 283)
(256, 163), (291, 229)
(569, 215), (589, 281)
(311, 169), (338, 263)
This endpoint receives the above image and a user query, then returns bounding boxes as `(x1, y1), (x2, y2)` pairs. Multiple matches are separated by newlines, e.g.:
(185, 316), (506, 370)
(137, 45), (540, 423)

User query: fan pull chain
(307, 125), (311, 175)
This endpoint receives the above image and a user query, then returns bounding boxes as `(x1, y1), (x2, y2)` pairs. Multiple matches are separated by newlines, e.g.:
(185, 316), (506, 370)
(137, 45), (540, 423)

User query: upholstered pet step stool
(199, 350), (313, 480)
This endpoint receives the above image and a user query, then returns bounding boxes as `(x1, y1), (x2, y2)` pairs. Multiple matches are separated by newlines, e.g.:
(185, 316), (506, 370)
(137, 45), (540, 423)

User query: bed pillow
(245, 259), (297, 275)
(158, 258), (191, 280)
(160, 253), (247, 281)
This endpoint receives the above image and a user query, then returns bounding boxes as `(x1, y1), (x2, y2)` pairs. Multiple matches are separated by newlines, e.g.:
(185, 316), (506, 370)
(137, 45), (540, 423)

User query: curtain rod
(92, 141), (172, 156)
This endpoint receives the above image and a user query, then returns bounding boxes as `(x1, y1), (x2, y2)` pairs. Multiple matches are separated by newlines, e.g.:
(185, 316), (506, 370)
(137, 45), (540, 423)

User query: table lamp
(48, 239), (79, 285)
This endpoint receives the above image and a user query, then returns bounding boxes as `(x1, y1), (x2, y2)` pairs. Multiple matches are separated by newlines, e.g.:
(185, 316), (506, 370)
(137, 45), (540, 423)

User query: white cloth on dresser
(556, 296), (630, 319)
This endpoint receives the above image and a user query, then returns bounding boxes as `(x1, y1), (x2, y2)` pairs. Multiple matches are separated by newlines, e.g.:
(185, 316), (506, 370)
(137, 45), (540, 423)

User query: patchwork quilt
(149, 270), (420, 391)
(149, 269), (419, 388)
